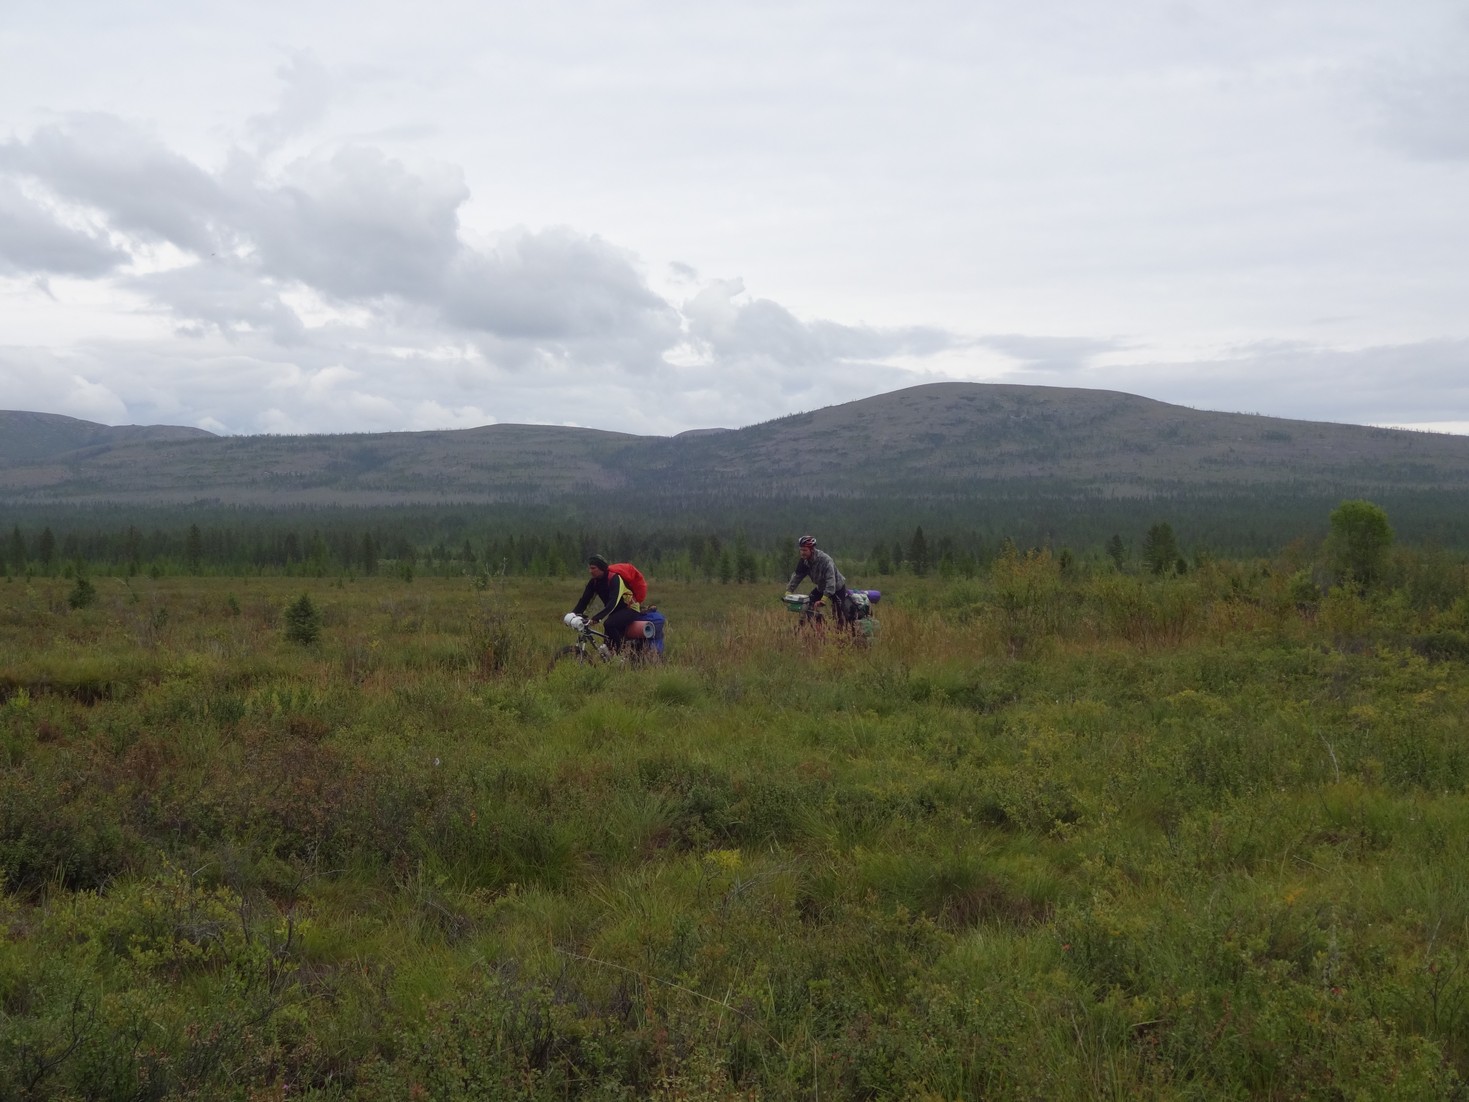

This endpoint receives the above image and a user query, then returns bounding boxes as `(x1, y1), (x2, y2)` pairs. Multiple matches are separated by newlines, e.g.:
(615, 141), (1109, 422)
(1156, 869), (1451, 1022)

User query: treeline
(0, 517), (981, 584)
(5, 487), (1469, 583)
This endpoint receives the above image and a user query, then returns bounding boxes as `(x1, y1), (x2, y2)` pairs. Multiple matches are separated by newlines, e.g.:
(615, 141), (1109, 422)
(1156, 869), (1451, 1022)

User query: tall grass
(1, 562), (1467, 1098)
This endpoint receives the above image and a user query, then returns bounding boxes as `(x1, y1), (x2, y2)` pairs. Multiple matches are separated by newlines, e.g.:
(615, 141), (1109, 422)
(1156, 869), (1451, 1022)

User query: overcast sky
(2, 1), (1467, 437)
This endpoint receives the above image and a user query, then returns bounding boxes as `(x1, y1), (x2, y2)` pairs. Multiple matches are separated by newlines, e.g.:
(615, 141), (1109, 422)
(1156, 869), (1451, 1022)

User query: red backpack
(608, 562), (647, 604)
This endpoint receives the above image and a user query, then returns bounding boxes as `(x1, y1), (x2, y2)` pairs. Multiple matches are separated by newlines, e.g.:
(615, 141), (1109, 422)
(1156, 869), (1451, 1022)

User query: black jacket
(573, 572), (633, 622)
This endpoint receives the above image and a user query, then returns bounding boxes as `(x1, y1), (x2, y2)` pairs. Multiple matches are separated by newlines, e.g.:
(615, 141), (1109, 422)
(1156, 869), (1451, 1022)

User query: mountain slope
(0, 410), (217, 463)
(3, 382), (1468, 507)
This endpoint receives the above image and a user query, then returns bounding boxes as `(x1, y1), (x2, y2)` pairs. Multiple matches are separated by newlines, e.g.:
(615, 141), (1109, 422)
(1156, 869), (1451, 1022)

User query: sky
(1, 0), (1467, 438)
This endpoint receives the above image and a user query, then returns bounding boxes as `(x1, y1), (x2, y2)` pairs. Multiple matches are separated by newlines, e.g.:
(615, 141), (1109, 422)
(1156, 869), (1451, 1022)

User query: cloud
(1015, 337), (1469, 428)
(407, 400), (496, 431)
(443, 227), (678, 350)
(0, 115), (229, 254)
(973, 334), (1127, 373)
(247, 145), (467, 299)
(248, 50), (333, 156)
(0, 350), (129, 423)
(683, 278), (956, 392)
(1360, 30), (1469, 161)
(0, 104), (975, 436)
(0, 180), (129, 276)
(125, 260), (308, 345)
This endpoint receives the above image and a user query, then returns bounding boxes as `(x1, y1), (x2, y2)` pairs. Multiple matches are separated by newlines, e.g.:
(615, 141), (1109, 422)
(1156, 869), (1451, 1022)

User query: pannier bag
(637, 609), (666, 654)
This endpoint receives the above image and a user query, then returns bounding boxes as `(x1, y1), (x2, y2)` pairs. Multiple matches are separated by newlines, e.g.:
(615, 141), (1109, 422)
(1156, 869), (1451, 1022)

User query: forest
(6, 482), (1469, 586)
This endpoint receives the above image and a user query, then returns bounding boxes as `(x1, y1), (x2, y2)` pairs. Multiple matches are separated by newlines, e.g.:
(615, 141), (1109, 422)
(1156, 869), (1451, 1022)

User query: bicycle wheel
(553, 644), (595, 666)
(795, 609), (827, 633)
(628, 641), (664, 666)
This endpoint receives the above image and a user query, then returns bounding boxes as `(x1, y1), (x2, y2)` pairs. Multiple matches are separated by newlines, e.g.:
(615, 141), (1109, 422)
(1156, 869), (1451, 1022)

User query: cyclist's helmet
(797, 535), (817, 549)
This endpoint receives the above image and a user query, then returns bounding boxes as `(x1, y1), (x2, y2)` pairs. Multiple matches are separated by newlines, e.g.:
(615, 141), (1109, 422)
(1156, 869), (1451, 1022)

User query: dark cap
(588, 554), (609, 571)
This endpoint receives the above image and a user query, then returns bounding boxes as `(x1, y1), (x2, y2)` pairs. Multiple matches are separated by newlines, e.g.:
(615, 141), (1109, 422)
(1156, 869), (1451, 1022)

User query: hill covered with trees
(6, 383), (1469, 562)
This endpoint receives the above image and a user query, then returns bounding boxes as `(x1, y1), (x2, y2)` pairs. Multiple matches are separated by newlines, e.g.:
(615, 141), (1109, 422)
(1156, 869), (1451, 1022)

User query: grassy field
(3, 554), (1469, 1099)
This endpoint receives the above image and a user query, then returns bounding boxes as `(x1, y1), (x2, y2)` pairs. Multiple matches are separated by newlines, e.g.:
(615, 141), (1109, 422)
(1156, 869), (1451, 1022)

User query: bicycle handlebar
(562, 613), (608, 640)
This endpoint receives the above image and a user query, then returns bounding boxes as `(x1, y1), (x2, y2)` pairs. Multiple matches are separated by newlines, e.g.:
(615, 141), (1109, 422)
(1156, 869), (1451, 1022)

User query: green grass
(2, 559), (1468, 1098)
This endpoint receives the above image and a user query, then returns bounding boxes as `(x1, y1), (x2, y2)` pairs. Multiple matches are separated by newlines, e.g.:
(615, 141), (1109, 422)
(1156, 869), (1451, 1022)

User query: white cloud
(0, 352), (129, 423)
(248, 50), (333, 156)
(1008, 337), (1469, 428)
(0, 1), (1466, 436)
(1358, 15), (1469, 161)
(408, 400), (495, 431)
(974, 335), (1129, 374)
(0, 115), (229, 255)
(0, 180), (128, 276)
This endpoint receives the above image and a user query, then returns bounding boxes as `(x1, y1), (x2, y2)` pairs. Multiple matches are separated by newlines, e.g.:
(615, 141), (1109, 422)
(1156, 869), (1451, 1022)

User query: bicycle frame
(781, 591), (875, 640)
(565, 621), (612, 662)
(558, 617), (660, 666)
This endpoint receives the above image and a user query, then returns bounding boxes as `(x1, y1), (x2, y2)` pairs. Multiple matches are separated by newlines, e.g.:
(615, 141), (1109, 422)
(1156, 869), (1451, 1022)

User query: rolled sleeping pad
(625, 619), (657, 640)
(865, 589), (882, 604)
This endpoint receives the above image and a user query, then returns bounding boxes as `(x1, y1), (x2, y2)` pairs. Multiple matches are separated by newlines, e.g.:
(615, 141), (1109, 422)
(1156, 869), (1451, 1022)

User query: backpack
(608, 562), (647, 605)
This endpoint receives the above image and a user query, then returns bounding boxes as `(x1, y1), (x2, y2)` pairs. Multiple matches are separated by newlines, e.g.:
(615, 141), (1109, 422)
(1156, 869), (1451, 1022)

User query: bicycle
(557, 612), (664, 666)
(780, 590), (880, 639)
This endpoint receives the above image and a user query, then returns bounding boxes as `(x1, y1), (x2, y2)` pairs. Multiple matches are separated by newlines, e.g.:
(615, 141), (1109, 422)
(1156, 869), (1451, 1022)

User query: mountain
(0, 410), (216, 463)
(3, 382), (1468, 509)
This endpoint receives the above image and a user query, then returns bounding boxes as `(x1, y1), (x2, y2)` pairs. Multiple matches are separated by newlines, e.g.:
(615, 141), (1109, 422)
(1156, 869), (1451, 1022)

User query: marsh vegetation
(3, 536), (1469, 1098)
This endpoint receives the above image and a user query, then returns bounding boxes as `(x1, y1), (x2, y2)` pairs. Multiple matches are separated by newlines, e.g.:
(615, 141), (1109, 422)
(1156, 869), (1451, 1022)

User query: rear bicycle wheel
(628, 641), (664, 666)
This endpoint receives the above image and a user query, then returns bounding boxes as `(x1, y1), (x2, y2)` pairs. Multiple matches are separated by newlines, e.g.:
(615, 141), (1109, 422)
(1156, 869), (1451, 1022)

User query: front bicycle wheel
(554, 644), (594, 666)
(795, 609), (827, 632)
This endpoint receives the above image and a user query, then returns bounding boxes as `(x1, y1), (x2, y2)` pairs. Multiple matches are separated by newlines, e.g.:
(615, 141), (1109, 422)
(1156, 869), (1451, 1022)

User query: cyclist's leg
(833, 586), (853, 628)
(601, 605), (640, 649)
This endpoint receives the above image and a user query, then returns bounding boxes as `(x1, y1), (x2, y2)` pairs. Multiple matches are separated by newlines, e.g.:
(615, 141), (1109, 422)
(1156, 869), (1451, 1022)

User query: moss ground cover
(2, 557), (1468, 1098)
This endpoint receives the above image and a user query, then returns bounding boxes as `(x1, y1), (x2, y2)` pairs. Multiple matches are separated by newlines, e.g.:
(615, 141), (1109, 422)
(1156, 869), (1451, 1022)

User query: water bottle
(598, 644), (611, 660)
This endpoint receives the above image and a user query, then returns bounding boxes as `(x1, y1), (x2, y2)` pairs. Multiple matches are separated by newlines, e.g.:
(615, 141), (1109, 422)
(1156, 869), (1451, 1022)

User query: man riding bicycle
(785, 535), (854, 627)
(569, 554), (641, 649)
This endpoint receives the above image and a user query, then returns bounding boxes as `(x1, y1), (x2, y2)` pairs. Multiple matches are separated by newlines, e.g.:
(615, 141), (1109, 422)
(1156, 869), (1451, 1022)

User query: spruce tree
(908, 526), (930, 576)
(284, 593), (323, 645)
(1142, 523), (1180, 575)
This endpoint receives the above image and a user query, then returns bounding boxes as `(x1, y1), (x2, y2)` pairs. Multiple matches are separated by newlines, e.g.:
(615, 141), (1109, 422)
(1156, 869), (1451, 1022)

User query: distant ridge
(3, 382), (1469, 508)
(0, 410), (217, 464)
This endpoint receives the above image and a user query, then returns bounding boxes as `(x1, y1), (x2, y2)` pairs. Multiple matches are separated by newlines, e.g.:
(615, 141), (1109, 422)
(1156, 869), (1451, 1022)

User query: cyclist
(569, 554), (641, 649)
(785, 535), (854, 627)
